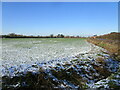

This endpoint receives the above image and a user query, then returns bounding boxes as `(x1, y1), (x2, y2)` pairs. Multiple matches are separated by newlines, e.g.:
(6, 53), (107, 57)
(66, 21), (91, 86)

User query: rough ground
(2, 44), (120, 89)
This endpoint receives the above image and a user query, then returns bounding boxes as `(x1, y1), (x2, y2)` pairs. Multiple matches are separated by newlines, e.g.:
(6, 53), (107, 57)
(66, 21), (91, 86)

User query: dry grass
(88, 32), (120, 56)
(87, 37), (120, 61)
(96, 57), (106, 65)
(92, 64), (111, 77)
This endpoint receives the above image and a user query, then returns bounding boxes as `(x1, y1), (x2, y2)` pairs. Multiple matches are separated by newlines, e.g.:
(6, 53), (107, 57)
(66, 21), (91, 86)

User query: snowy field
(2, 38), (90, 65)
(2, 38), (107, 77)
(2, 38), (120, 89)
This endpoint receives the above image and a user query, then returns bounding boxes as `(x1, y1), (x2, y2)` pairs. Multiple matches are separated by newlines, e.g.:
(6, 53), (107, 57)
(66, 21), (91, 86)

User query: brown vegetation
(87, 32), (120, 61)
(96, 57), (106, 65)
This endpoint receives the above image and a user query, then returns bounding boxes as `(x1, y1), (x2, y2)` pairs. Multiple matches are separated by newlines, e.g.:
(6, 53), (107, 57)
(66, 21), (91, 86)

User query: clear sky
(2, 2), (118, 36)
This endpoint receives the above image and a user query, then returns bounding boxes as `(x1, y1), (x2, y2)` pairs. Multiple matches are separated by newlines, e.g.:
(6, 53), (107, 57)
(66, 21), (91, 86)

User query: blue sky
(2, 2), (118, 36)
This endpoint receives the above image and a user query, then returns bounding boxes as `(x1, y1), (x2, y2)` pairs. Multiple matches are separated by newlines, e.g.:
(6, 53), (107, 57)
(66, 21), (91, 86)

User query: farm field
(2, 38), (90, 63)
(1, 38), (120, 89)
(2, 38), (105, 76)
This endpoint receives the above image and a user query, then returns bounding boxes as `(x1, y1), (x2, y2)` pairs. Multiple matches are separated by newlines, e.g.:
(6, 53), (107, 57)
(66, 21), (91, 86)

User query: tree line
(1, 33), (86, 38)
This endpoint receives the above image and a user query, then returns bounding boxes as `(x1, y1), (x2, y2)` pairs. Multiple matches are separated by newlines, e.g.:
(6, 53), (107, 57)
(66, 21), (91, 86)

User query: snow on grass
(2, 38), (90, 76)
(2, 38), (120, 89)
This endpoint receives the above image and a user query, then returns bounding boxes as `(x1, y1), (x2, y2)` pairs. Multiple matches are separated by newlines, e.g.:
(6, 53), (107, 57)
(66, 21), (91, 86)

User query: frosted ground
(2, 38), (91, 66)
(2, 38), (120, 89)
(2, 38), (109, 76)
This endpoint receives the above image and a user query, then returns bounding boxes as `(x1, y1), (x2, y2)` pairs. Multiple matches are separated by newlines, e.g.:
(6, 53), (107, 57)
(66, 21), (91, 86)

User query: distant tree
(93, 35), (97, 37)
(110, 32), (117, 34)
(9, 33), (17, 37)
(60, 34), (64, 38)
(50, 34), (54, 38)
(57, 34), (64, 38)
(57, 34), (61, 38)
(76, 36), (80, 38)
